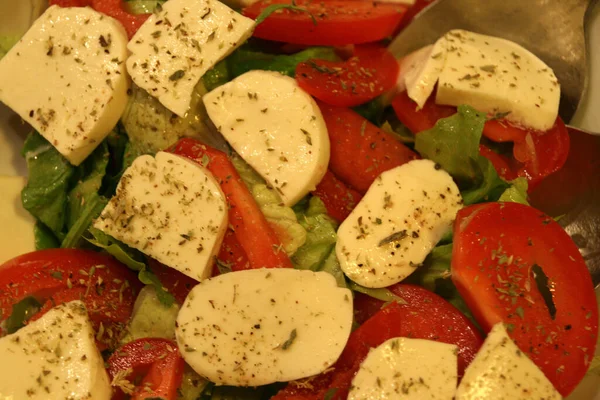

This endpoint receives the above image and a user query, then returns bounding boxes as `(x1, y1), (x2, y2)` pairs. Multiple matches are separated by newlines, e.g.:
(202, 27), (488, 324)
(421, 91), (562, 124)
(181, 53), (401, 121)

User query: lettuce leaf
(415, 105), (509, 204)
(21, 132), (74, 239)
(499, 177), (529, 205)
(229, 46), (339, 79)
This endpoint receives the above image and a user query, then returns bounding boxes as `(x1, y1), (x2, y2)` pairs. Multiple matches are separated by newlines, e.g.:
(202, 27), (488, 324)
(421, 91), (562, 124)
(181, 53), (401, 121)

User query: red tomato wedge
(295, 46), (399, 107)
(452, 202), (598, 396)
(312, 170), (362, 223)
(353, 284), (483, 377)
(217, 229), (251, 272)
(169, 138), (293, 270)
(148, 259), (198, 305)
(0, 249), (140, 348)
(482, 118), (570, 189)
(107, 338), (184, 400)
(391, 91), (570, 189)
(244, 0), (408, 46)
(319, 102), (419, 193)
(49, 0), (149, 38)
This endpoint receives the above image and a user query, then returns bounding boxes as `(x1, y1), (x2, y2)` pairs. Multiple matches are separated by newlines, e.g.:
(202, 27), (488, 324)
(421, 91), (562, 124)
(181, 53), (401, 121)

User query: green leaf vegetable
(415, 105), (510, 204)
(4, 297), (41, 334)
(228, 46), (339, 79)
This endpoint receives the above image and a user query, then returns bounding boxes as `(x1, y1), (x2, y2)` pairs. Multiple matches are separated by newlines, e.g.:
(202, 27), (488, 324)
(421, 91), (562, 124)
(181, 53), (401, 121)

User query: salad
(0, 0), (598, 399)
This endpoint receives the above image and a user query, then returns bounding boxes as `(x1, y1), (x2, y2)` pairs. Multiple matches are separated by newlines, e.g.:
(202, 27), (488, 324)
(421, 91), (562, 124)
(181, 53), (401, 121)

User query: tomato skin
(244, 0), (408, 46)
(452, 202), (598, 396)
(49, 0), (149, 38)
(312, 170), (362, 223)
(295, 46), (399, 107)
(107, 338), (184, 400)
(353, 284), (483, 377)
(319, 102), (419, 193)
(147, 259), (198, 305)
(0, 249), (140, 348)
(169, 138), (293, 270)
(217, 229), (251, 273)
(391, 90), (456, 133)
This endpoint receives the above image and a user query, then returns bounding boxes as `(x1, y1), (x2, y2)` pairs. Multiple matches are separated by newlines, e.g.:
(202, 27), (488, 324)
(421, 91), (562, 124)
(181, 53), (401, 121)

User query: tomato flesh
(244, 0), (408, 46)
(0, 249), (140, 348)
(452, 202), (598, 396)
(319, 102), (419, 193)
(312, 170), (362, 223)
(296, 46), (399, 107)
(107, 338), (184, 400)
(169, 138), (293, 270)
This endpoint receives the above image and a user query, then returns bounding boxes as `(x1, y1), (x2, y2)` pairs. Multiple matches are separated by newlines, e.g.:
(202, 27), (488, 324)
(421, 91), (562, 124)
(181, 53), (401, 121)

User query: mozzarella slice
(396, 29), (560, 131)
(176, 269), (353, 386)
(0, 176), (35, 263)
(349, 337), (457, 400)
(456, 323), (560, 399)
(0, 6), (129, 166)
(396, 42), (446, 108)
(203, 70), (330, 206)
(336, 159), (462, 288)
(127, 0), (255, 117)
(0, 301), (111, 399)
(94, 151), (228, 281)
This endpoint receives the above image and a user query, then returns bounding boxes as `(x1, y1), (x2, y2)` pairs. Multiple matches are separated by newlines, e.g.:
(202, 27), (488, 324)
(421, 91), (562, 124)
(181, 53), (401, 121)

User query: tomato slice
(0, 249), (140, 348)
(217, 229), (251, 272)
(312, 170), (362, 223)
(295, 46), (399, 107)
(169, 138), (293, 270)
(319, 102), (419, 193)
(353, 284), (483, 377)
(49, 0), (149, 38)
(482, 118), (570, 189)
(107, 338), (184, 400)
(147, 259), (198, 305)
(451, 202), (598, 396)
(391, 91), (570, 189)
(243, 0), (408, 46)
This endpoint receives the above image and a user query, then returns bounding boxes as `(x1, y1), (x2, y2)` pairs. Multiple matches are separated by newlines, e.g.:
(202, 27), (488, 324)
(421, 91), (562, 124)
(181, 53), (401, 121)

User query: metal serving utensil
(388, 0), (598, 124)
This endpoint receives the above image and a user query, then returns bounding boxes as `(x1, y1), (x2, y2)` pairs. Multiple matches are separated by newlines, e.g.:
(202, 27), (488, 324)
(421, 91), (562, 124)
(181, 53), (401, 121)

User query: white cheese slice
(456, 323), (561, 400)
(127, 0), (255, 117)
(0, 176), (35, 263)
(94, 151), (228, 281)
(203, 70), (330, 206)
(336, 159), (462, 288)
(176, 268), (353, 386)
(396, 29), (560, 131)
(0, 301), (111, 399)
(349, 337), (457, 400)
(396, 42), (446, 108)
(0, 5), (129, 166)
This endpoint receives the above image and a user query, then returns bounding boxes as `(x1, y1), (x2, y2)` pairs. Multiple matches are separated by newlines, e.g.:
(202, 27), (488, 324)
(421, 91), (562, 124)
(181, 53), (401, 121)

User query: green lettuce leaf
(348, 282), (406, 304)
(203, 60), (231, 92)
(67, 142), (109, 228)
(61, 194), (108, 249)
(292, 197), (338, 270)
(0, 35), (19, 60)
(21, 132), (74, 239)
(229, 46), (339, 79)
(415, 105), (509, 204)
(34, 221), (60, 250)
(498, 177), (529, 205)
